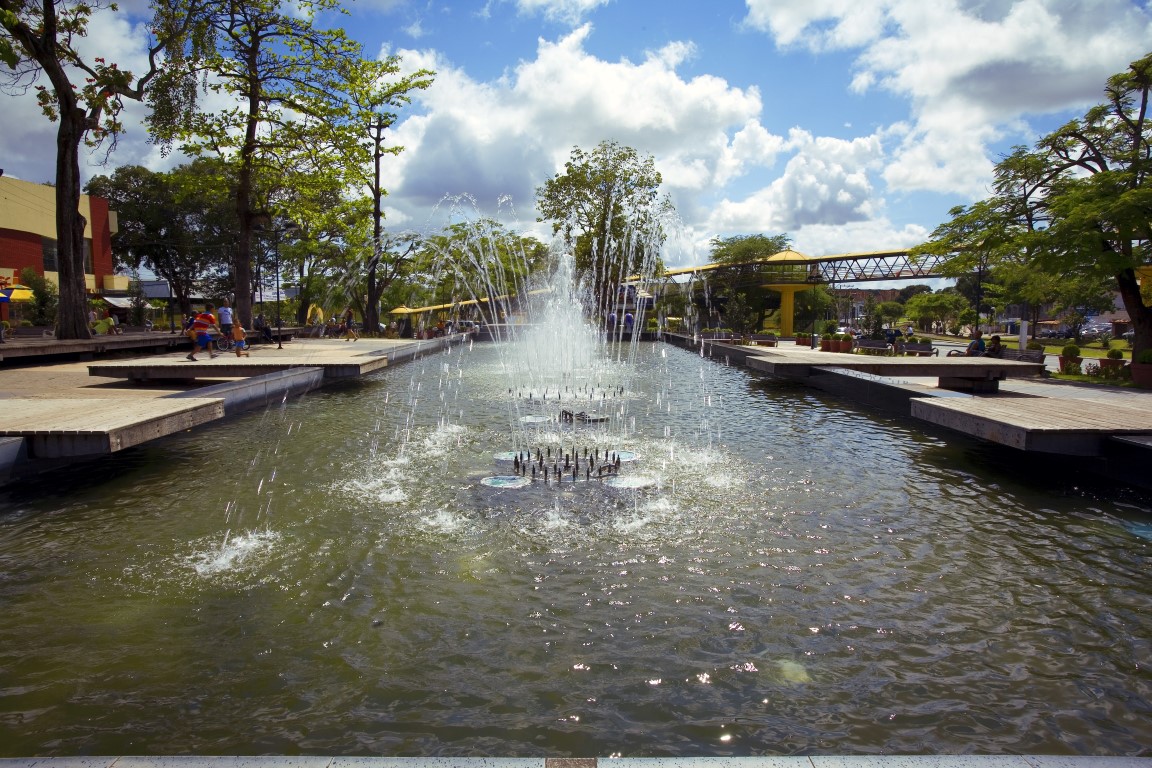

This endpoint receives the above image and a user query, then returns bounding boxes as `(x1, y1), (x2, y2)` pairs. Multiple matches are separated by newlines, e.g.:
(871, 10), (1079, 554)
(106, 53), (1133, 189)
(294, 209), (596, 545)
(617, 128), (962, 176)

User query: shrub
(1084, 362), (1101, 377)
(822, 333), (833, 340)
(1027, 340), (1044, 351)
(1062, 343), (1080, 358)
(1108, 348), (1124, 360)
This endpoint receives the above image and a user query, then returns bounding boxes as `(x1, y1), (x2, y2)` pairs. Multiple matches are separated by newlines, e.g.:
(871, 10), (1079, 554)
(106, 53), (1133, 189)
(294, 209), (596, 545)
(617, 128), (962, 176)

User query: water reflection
(0, 341), (1149, 757)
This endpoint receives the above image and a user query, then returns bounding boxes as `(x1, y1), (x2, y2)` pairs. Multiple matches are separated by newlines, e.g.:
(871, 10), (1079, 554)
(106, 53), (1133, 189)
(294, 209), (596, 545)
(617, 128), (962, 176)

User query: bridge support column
(764, 284), (814, 338)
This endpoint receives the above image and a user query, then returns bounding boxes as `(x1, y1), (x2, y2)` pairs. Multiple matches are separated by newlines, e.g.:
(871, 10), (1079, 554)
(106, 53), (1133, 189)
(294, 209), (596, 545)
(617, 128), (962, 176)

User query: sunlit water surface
(0, 341), (1149, 757)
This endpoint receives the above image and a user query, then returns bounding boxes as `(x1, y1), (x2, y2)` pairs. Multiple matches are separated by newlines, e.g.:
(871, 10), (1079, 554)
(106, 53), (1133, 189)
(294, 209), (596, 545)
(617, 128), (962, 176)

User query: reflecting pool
(0, 340), (1149, 757)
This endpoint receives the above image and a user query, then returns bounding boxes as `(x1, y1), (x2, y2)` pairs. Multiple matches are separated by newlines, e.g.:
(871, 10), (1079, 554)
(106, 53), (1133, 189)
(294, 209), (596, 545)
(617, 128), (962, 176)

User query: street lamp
(253, 216), (298, 350)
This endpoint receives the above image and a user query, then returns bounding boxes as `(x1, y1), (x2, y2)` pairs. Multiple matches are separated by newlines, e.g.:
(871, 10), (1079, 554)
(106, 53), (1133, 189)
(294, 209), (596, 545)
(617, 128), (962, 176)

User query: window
(39, 238), (93, 273)
(41, 237), (57, 271)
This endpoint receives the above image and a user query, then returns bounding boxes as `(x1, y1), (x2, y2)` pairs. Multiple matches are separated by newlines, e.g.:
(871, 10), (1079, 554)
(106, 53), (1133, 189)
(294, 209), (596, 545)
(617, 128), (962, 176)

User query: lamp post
(274, 230), (284, 349)
(253, 217), (298, 350)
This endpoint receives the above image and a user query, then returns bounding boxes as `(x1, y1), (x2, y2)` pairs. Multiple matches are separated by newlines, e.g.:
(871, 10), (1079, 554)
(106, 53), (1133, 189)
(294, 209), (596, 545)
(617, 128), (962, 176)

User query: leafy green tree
(723, 292), (758, 335)
(86, 161), (235, 316)
(706, 233), (791, 331)
(794, 285), (834, 334)
(904, 291), (969, 332)
(537, 140), (672, 318)
(915, 53), (1152, 356)
(19, 266), (58, 325)
(1, 0), (212, 338)
(410, 220), (549, 325)
(877, 300), (905, 328)
(896, 284), (933, 304)
(149, 0), (433, 329)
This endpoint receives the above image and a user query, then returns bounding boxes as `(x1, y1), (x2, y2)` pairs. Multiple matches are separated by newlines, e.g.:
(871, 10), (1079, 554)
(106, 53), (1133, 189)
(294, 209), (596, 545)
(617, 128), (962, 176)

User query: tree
(149, 0), (433, 328)
(896, 284), (933, 304)
(19, 266), (58, 325)
(915, 53), (1152, 357)
(706, 233), (791, 331)
(904, 291), (969, 333)
(410, 220), (549, 325)
(86, 161), (235, 316)
(536, 140), (673, 318)
(723, 292), (758, 335)
(1, 0), (211, 339)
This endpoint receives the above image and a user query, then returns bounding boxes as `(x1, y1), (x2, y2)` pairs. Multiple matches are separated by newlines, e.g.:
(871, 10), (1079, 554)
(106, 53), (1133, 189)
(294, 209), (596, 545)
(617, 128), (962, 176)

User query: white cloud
(512, 0), (613, 25)
(705, 130), (885, 235)
(742, 0), (1152, 195)
(386, 25), (768, 237)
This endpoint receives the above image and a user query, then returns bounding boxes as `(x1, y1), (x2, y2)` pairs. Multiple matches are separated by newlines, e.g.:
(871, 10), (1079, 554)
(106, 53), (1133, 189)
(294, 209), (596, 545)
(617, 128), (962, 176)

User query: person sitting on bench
(984, 334), (1004, 358)
(948, 329), (985, 356)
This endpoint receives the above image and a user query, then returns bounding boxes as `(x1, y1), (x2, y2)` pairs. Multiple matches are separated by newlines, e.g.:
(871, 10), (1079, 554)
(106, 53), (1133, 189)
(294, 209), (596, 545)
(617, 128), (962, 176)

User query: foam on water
(189, 528), (282, 577)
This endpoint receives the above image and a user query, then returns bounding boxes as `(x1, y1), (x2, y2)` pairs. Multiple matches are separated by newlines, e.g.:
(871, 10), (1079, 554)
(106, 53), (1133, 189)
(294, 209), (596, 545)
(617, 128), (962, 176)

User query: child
(232, 321), (250, 357)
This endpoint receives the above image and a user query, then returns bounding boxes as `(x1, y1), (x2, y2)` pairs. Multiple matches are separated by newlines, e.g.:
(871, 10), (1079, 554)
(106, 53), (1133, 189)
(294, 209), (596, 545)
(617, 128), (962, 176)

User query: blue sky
(3, 0), (1152, 269)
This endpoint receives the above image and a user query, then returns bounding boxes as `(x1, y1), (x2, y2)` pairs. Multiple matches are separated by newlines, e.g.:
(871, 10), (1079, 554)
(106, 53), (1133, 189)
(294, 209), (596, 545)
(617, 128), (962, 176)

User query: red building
(0, 175), (122, 323)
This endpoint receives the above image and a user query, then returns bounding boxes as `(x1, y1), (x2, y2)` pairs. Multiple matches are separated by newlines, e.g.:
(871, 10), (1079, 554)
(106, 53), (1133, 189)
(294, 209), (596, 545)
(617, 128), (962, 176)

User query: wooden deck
(744, 348), (1044, 391)
(911, 395), (1152, 456)
(0, 397), (224, 458)
(88, 346), (392, 381)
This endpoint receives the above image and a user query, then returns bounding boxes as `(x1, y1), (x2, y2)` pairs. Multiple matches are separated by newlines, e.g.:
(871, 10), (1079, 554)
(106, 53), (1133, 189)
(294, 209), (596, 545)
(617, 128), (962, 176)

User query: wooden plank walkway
(0, 398), (224, 458)
(744, 348), (1044, 391)
(911, 395), (1152, 455)
(88, 344), (393, 381)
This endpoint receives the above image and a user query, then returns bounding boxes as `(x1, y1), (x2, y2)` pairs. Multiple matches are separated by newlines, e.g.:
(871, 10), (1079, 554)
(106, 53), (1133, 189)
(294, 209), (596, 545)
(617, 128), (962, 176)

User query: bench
(902, 342), (938, 357)
(748, 333), (778, 347)
(854, 339), (892, 355)
(998, 348), (1045, 363)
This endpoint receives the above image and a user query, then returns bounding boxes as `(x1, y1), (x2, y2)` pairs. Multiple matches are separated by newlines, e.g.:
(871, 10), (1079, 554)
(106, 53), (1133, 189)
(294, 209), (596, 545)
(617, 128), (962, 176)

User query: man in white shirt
(218, 298), (234, 339)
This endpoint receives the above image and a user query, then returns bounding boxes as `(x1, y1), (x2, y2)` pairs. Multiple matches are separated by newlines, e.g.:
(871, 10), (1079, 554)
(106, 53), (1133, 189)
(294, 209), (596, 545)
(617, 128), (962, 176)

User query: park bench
(902, 342), (938, 357)
(998, 348), (1045, 363)
(854, 339), (892, 355)
(748, 333), (778, 347)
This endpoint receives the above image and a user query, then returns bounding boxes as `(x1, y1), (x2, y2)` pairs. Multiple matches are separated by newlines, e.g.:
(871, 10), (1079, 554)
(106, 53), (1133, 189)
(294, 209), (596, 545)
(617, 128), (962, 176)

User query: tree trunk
(1116, 267), (1151, 359)
(53, 110), (93, 340)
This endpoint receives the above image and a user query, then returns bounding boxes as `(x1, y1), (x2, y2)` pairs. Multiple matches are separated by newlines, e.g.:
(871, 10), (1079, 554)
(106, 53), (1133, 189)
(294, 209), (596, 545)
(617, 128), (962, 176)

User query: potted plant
(1131, 349), (1152, 388)
(1100, 347), (1126, 372)
(821, 332), (833, 352)
(837, 333), (853, 353)
(795, 332), (809, 346)
(1059, 343), (1081, 374)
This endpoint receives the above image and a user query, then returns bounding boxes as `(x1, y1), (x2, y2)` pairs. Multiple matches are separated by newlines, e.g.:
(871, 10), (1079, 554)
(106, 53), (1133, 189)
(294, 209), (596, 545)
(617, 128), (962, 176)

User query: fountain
(0, 223), (1150, 758)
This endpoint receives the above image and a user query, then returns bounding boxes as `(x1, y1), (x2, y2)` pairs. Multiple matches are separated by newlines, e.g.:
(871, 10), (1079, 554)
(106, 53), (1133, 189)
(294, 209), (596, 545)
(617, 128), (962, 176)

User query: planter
(1099, 357), (1126, 371)
(838, 340), (853, 353)
(795, 337), (808, 346)
(820, 339), (831, 351)
(1058, 355), (1082, 373)
(1131, 362), (1152, 388)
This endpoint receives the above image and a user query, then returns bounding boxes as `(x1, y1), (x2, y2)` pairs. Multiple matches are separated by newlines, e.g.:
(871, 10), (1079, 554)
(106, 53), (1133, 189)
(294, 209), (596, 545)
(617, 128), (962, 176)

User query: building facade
(0, 175), (123, 322)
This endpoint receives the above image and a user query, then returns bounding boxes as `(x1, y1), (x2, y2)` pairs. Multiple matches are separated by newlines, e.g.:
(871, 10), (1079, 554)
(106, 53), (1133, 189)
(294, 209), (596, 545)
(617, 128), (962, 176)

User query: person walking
(343, 307), (359, 341)
(187, 304), (221, 361)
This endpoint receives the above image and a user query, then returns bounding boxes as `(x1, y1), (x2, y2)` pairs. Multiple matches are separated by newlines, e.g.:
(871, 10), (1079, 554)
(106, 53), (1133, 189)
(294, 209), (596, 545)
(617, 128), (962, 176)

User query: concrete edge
(164, 367), (326, 415)
(0, 757), (1149, 768)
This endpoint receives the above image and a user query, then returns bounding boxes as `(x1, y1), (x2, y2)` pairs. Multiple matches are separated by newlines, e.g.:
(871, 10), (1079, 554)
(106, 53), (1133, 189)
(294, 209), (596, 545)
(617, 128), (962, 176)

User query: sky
(3, 0), (1152, 271)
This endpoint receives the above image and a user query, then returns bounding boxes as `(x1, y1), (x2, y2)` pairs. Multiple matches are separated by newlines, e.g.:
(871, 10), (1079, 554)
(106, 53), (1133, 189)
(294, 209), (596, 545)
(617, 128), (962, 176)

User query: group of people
(88, 308), (123, 336)
(183, 299), (256, 361)
(947, 329), (1004, 358)
(306, 307), (359, 341)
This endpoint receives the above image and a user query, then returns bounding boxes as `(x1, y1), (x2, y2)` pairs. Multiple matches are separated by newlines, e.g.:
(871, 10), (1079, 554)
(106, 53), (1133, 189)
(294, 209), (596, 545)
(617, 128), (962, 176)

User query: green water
(0, 342), (1149, 756)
